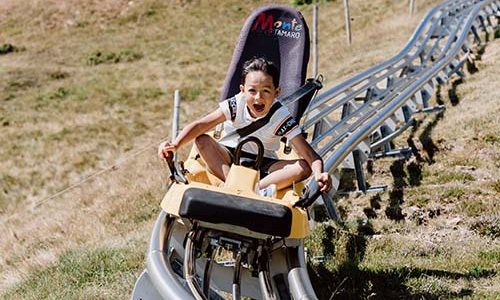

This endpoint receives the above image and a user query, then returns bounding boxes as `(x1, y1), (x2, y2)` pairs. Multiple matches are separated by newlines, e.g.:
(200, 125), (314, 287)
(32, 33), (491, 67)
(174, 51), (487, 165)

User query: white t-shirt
(218, 92), (302, 158)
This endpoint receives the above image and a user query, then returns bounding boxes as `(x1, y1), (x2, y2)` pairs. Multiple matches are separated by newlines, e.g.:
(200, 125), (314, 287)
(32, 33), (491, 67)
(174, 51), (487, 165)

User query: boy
(159, 58), (331, 193)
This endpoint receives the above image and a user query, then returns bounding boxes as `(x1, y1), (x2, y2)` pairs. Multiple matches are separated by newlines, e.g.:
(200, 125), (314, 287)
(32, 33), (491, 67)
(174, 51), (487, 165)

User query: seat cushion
(179, 188), (292, 237)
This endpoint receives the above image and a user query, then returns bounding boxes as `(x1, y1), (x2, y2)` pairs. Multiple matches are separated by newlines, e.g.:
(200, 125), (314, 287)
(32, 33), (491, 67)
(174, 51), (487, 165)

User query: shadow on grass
(308, 263), (489, 300)
(307, 222), (495, 299)
(407, 161), (422, 187)
(406, 109), (444, 165)
(385, 159), (406, 221)
(406, 72), (468, 165)
(417, 111), (443, 164)
(466, 44), (486, 74)
(362, 158), (422, 221)
(447, 77), (463, 106)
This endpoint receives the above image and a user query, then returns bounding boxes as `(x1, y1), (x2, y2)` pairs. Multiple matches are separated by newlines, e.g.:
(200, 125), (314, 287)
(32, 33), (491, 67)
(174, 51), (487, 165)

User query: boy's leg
(195, 134), (232, 181)
(259, 159), (311, 190)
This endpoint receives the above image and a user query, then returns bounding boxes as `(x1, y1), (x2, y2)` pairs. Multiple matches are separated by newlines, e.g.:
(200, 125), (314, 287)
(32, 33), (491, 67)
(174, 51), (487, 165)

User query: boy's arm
(160, 108), (226, 157)
(290, 135), (332, 192)
(173, 108), (225, 148)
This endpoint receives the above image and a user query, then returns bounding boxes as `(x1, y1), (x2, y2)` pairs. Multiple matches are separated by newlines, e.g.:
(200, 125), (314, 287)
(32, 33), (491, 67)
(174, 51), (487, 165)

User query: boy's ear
(239, 84), (244, 93)
(276, 86), (281, 95)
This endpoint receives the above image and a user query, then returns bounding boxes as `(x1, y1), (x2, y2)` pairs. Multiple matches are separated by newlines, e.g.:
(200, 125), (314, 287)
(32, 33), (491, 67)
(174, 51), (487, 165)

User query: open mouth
(253, 103), (265, 113)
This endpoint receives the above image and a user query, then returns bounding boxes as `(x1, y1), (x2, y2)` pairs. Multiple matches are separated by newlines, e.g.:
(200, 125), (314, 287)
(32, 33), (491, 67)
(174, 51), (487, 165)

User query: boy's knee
(195, 134), (211, 149)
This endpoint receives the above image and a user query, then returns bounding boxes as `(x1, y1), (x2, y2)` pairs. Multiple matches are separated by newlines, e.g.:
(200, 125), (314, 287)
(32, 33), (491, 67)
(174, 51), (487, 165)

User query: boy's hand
(158, 141), (177, 160)
(315, 172), (332, 192)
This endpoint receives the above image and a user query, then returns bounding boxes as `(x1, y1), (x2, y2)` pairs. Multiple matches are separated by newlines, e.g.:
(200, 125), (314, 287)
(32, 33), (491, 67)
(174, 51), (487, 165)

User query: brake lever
(164, 151), (188, 184)
(293, 179), (322, 208)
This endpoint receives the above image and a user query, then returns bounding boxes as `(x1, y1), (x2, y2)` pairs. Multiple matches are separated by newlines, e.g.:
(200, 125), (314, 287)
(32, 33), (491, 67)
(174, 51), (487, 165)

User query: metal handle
(165, 151), (188, 184)
(234, 136), (264, 170)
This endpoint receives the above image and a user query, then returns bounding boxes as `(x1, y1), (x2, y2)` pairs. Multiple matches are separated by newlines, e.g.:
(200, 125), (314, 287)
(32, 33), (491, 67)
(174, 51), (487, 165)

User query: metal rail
(304, 0), (499, 203)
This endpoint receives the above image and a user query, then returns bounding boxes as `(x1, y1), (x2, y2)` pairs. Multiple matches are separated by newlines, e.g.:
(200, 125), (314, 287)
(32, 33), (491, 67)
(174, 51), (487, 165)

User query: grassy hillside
(1, 0), (498, 298)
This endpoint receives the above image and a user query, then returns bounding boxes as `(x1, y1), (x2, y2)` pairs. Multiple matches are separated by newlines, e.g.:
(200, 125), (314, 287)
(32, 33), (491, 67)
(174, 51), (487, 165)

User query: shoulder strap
(227, 96), (238, 121)
(236, 101), (282, 138)
(280, 77), (323, 120)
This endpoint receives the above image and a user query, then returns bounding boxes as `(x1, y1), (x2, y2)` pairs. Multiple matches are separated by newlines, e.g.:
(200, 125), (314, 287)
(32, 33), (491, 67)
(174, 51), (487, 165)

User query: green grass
(491, 180), (500, 193)
(482, 133), (499, 144)
(457, 199), (488, 216)
(0, 43), (20, 55)
(471, 216), (500, 238)
(3, 246), (144, 300)
(436, 172), (475, 184)
(478, 249), (500, 263)
(442, 186), (466, 199)
(407, 192), (431, 207)
(86, 49), (143, 66)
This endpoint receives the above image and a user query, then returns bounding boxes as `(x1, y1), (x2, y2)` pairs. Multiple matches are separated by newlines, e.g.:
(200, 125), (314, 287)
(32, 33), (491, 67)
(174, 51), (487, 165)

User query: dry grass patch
(0, 150), (165, 292)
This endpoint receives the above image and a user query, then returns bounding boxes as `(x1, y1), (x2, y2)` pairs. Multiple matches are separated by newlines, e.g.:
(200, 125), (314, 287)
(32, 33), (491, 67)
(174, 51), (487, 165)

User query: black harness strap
(235, 101), (283, 137)
(280, 78), (323, 120)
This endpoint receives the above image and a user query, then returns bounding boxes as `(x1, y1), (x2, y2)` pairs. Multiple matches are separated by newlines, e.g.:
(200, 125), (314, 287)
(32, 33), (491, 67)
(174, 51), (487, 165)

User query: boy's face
(240, 71), (281, 118)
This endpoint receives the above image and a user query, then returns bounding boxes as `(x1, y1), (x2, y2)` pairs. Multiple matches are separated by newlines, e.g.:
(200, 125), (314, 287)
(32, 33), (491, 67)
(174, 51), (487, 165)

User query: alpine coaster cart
(132, 4), (326, 300)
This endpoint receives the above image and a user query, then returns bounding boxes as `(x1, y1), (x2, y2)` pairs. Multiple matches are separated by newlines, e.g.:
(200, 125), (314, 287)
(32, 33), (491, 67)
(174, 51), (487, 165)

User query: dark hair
(241, 57), (280, 87)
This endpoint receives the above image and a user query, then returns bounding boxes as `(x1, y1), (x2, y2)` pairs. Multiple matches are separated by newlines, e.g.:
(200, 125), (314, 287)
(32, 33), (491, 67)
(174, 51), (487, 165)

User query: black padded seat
(179, 188), (292, 237)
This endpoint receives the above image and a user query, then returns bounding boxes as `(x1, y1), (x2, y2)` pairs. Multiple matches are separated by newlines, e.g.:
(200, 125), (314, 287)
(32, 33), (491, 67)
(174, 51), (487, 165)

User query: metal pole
(312, 3), (318, 78)
(409, 0), (416, 16)
(172, 90), (180, 160)
(343, 0), (352, 46)
(172, 90), (180, 141)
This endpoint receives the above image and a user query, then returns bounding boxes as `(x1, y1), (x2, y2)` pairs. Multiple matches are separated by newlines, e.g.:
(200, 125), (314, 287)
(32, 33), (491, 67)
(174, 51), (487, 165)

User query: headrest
(219, 4), (310, 119)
